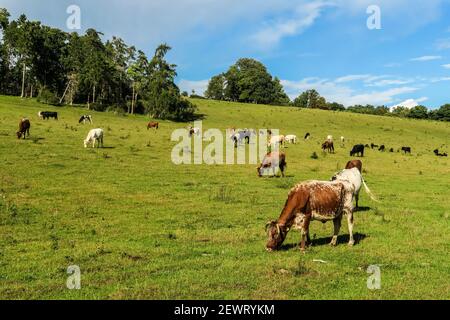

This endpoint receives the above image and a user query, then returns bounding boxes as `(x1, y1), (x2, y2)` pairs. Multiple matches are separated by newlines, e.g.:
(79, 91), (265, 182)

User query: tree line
(0, 9), (196, 121)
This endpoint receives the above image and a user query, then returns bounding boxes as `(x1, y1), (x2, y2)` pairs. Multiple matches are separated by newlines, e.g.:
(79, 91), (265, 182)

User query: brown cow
(17, 118), (31, 139)
(322, 141), (334, 153)
(257, 151), (287, 177)
(147, 122), (159, 130)
(266, 180), (355, 252)
(345, 160), (362, 173)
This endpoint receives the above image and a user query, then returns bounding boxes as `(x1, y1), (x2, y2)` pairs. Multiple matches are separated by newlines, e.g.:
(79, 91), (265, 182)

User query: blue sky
(1, 0), (450, 109)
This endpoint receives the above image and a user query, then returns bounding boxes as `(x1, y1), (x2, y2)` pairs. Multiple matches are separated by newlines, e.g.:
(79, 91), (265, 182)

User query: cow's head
(16, 131), (22, 139)
(83, 139), (89, 148)
(265, 220), (286, 251)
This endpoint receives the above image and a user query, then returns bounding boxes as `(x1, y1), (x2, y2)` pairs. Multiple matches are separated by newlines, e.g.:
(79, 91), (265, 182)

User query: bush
(37, 88), (60, 105)
(89, 102), (107, 112)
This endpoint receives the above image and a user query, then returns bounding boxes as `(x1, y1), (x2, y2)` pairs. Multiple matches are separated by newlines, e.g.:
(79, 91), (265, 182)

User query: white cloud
(281, 77), (419, 106)
(384, 62), (402, 68)
(390, 97), (428, 111)
(435, 38), (450, 50)
(441, 64), (450, 69)
(410, 55), (442, 61)
(335, 74), (371, 83)
(178, 79), (209, 96)
(366, 79), (414, 87)
(430, 76), (450, 82)
(250, 1), (333, 48)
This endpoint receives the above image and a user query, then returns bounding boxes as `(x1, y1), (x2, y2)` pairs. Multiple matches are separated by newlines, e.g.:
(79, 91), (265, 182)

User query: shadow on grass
(355, 206), (371, 212)
(277, 232), (367, 251)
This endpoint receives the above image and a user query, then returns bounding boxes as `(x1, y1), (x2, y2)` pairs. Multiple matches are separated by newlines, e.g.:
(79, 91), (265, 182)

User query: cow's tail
(361, 176), (379, 203)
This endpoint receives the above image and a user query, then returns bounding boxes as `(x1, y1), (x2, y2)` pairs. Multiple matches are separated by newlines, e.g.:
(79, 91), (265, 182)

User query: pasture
(0, 95), (449, 299)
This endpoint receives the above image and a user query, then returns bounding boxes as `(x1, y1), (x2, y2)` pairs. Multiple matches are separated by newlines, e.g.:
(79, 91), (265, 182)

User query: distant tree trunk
(87, 93), (90, 110)
(30, 84), (33, 98)
(60, 80), (71, 105)
(131, 83), (135, 114)
(92, 85), (96, 104)
(133, 92), (138, 115)
(20, 64), (26, 98)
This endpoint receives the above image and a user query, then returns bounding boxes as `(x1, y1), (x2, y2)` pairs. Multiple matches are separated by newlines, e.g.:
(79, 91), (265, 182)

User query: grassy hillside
(0, 95), (449, 299)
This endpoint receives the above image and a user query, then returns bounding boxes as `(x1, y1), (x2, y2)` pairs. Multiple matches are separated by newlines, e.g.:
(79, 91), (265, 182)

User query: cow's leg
(300, 215), (311, 251)
(330, 216), (342, 246)
(346, 210), (355, 246)
(355, 192), (359, 209)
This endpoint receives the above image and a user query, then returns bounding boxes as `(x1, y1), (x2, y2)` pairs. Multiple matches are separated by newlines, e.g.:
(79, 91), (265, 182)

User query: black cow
(401, 147), (411, 154)
(389, 148), (394, 153)
(39, 111), (58, 120)
(370, 143), (379, 149)
(350, 144), (365, 157)
(304, 132), (311, 140)
(434, 149), (448, 157)
(378, 145), (385, 152)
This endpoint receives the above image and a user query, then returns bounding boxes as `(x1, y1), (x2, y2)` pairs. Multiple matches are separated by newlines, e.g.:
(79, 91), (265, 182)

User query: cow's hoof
(348, 241), (355, 247)
(329, 241), (337, 247)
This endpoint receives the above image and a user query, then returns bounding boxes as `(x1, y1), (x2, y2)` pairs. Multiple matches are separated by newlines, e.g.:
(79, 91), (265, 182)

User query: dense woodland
(0, 8), (449, 121)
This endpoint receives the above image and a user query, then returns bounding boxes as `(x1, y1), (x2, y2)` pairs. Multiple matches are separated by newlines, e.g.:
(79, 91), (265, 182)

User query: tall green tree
(145, 44), (196, 121)
(292, 89), (327, 109)
(205, 74), (226, 100)
(407, 105), (428, 119)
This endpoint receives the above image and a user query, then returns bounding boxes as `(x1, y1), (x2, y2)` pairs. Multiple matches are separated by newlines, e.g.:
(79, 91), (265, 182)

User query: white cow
(285, 134), (297, 144)
(84, 128), (104, 148)
(327, 135), (333, 143)
(331, 167), (378, 208)
(268, 135), (285, 148)
(231, 129), (256, 145)
(188, 127), (200, 137)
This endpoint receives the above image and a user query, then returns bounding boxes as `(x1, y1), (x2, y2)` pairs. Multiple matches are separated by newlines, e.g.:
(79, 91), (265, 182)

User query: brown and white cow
(147, 122), (159, 130)
(17, 118), (31, 139)
(257, 151), (287, 177)
(266, 180), (355, 252)
(345, 159), (362, 173)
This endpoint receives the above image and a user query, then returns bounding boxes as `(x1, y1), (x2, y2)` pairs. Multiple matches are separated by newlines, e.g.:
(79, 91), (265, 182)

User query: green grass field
(0, 95), (449, 300)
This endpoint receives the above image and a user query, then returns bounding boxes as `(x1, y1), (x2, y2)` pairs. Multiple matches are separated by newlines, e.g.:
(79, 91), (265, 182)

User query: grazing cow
(79, 115), (92, 124)
(147, 122), (159, 130)
(188, 127), (201, 137)
(345, 159), (362, 173)
(370, 143), (379, 149)
(257, 151), (286, 177)
(269, 135), (285, 148)
(285, 135), (297, 144)
(304, 132), (310, 140)
(39, 111), (58, 120)
(84, 128), (104, 148)
(401, 146), (411, 154)
(434, 149), (448, 157)
(265, 180), (355, 252)
(350, 144), (365, 157)
(340, 136), (345, 144)
(17, 118), (31, 139)
(378, 145), (385, 152)
(322, 141), (334, 153)
(232, 129), (255, 146)
(365, 144), (370, 148)
(389, 148), (394, 153)
(331, 167), (378, 209)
